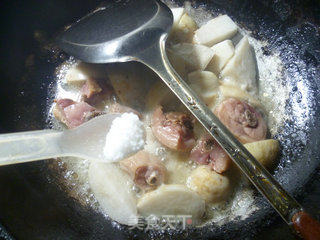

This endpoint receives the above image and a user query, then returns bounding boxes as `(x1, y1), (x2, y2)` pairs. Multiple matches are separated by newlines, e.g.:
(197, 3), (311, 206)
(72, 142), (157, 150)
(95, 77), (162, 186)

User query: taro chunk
(193, 15), (237, 46)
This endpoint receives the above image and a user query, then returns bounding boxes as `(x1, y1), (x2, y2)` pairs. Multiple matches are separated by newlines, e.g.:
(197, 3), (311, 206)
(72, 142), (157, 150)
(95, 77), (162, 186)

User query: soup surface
(47, 1), (288, 230)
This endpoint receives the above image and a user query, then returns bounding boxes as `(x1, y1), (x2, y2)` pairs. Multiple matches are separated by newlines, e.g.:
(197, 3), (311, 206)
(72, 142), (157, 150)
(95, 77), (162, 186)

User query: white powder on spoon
(103, 112), (145, 162)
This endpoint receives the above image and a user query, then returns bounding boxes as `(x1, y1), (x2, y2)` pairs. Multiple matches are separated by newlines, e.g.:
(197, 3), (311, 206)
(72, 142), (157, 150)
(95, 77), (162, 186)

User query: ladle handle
(292, 211), (320, 240)
(136, 35), (320, 239)
(0, 130), (62, 166)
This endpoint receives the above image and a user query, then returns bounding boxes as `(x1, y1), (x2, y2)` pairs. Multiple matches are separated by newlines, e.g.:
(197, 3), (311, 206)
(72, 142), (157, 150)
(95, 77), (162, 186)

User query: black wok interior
(0, 0), (319, 239)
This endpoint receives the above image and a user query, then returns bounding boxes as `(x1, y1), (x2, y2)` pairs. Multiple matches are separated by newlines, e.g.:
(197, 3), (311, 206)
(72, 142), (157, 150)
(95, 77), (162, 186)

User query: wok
(0, 0), (319, 239)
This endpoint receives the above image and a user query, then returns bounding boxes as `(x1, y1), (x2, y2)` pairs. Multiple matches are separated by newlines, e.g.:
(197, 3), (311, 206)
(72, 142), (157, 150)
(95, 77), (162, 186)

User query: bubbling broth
(47, 1), (287, 229)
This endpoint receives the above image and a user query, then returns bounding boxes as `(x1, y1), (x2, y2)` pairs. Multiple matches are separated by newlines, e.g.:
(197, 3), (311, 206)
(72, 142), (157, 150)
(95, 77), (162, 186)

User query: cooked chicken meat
(81, 78), (113, 105)
(81, 78), (102, 99)
(214, 98), (267, 143)
(120, 151), (167, 191)
(190, 135), (232, 173)
(53, 98), (101, 128)
(151, 106), (195, 151)
(209, 142), (232, 173)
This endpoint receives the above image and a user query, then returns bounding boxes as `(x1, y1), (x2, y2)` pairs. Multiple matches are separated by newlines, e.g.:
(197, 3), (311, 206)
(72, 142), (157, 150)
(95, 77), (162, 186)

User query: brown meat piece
(81, 78), (102, 99)
(214, 98), (267, 143)
(53, 98), (101, 128)
(81, 78), (114, 105)
(189, 135), (214, 165)
(120, 151), (167, 191)
(151, 106), (195, 151)
(209, 143), (232, 173)
(190, 135), (232, 173)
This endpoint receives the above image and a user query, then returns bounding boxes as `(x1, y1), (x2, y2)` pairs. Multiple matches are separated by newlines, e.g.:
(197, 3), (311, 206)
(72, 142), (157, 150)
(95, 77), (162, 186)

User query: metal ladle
(56, 0), (320, 238)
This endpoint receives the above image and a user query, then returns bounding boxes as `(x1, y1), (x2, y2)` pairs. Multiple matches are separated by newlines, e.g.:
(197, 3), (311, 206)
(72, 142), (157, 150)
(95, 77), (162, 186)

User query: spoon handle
(0, 130), (63, 166)
(136, 35), (320, 236)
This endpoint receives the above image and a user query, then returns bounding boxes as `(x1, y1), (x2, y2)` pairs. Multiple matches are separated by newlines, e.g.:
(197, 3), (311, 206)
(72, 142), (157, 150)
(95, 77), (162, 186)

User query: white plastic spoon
(0, 114), (120, 166)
